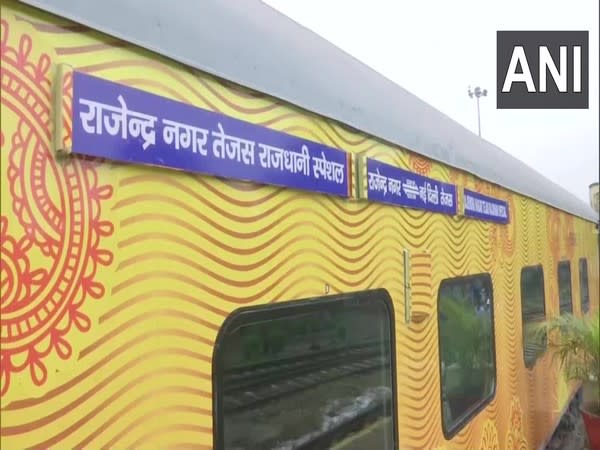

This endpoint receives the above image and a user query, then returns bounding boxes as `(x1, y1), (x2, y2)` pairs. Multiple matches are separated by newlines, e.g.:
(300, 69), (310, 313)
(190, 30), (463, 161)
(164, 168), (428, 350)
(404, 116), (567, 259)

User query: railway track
(222, 341), (390, 414)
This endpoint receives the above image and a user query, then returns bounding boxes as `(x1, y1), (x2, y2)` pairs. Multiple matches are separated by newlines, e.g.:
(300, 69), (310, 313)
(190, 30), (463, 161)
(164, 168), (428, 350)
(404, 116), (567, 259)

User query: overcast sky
(264, 0), (599, 204)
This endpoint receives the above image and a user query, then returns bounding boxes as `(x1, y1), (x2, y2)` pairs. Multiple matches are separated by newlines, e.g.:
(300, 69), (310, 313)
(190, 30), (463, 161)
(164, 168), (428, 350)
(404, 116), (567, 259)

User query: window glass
(558, 261), (573, 314)
(520, 265), (547, 368)
(579, 258), (590, 313)
(438, 274), (496, 437)
(214, 290), (397, 450)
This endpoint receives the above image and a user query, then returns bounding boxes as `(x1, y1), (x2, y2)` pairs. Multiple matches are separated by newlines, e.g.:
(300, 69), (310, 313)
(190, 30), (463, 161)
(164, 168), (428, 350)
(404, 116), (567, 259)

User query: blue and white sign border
(462, 188), (510, 224)
(364, 158), (457, 215)
(69, 71), (351, 198)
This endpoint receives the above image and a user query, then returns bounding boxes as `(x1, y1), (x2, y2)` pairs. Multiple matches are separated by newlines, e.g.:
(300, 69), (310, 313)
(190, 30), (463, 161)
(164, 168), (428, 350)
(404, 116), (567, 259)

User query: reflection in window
(214, 290), (396, 450)
(558, 261), (573, 314)
(579, 258), (590, 313)
(520, 266), (547, 368)
(438, 274), (496, 437)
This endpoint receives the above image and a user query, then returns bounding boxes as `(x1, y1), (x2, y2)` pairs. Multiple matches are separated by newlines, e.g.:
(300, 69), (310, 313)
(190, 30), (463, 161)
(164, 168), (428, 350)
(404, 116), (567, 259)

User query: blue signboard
(463, 189), (509, 224)
(71, 72), (350, 197)
(365, 158), (457, 215)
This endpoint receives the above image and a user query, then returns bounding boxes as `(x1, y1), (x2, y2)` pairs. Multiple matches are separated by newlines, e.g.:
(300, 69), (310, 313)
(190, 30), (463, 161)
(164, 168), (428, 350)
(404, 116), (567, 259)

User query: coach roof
(21, 0), (598, 221)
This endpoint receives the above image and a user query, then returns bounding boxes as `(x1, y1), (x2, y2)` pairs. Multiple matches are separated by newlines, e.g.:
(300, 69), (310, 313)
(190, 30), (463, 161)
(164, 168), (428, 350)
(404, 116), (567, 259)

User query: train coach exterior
(1, 1), (598, 449)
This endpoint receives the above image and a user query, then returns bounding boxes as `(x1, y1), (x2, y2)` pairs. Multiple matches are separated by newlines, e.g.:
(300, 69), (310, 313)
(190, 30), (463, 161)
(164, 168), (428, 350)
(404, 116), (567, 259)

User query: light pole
(468, 86), (487, 137)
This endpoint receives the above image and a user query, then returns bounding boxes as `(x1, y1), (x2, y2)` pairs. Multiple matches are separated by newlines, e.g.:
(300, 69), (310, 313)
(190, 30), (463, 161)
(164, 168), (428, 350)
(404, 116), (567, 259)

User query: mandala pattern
(0, 17), (114, 397)
(506, 397), (528, 450)
(479, 419), (500, 450)
(409, 153), (432, 176)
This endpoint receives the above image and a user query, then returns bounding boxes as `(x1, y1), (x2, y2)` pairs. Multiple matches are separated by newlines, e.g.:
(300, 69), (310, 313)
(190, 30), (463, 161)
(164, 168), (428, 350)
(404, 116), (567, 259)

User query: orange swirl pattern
(1, 2), (599, 450)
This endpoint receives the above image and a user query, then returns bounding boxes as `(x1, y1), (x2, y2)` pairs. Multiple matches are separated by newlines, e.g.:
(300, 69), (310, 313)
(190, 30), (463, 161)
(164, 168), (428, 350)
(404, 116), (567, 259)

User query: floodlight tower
(468, 86), (487, 137)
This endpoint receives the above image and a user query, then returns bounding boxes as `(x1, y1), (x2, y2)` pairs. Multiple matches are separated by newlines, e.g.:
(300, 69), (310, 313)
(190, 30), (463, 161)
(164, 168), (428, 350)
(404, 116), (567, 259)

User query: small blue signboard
(463, 189), (510, 224)
(71, 72), (350, 197)
(365, 158), (457, 215)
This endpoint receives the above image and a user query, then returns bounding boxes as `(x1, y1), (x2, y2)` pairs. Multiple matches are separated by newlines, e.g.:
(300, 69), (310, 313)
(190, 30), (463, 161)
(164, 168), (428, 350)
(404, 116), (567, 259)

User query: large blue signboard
(463, 189), (510, 224)
(366, 158), (457, 215)
(71, 72), (350, 197)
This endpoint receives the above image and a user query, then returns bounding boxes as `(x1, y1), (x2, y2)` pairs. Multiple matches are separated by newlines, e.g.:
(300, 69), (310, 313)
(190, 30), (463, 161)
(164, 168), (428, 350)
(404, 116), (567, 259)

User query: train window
(558, 261), (573, 314)
(437, 274), (496, 438)
(520, 265), (547, 368)
(579, 258), (590, 313)
(213, 289), (397, 450)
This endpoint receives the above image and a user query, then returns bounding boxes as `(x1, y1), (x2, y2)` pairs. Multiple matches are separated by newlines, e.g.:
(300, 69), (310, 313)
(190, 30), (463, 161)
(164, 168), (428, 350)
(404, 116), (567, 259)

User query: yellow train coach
(1, 1), (598, 449)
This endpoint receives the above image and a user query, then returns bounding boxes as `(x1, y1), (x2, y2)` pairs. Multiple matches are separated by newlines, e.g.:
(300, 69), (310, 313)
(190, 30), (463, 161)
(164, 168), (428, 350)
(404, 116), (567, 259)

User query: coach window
(520, 265), (547, 368)
(438, 274), (496, 438)
(579, 258), (590, 313)
(213, 289), (397, 450)
(558, 261), (573, 314)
